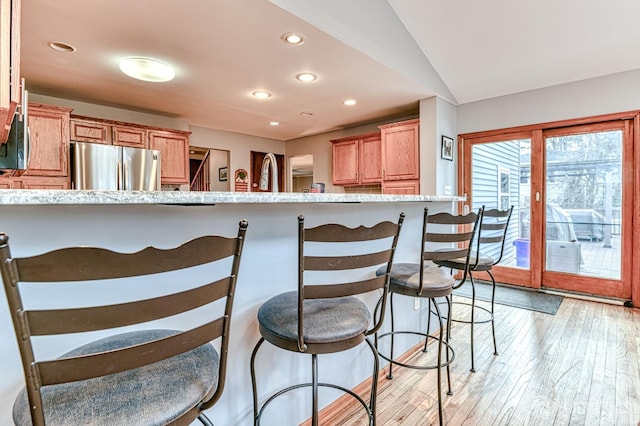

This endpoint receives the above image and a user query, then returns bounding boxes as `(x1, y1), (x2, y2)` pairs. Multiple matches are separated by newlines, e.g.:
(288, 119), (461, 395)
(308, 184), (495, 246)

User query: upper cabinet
(71, 115), (191, 185)
(70, 117), (147, 148)
(331, 132), (381, 185)
(23, 103), (71, 177)
(0, 0), (21, 143)
(148, 130), (190, 185)
(379, 119), (420, 182)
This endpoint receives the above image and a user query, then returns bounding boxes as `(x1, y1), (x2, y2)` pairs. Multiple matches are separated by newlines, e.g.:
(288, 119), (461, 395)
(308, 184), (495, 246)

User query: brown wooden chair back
(474, 206), (514, 267)
(0, 220), (248, 425)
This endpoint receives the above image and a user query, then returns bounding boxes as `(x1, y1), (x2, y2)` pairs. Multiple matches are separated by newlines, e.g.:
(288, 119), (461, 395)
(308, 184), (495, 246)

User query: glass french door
(461, 119), (633, 300)
(540, 121), (631, 298)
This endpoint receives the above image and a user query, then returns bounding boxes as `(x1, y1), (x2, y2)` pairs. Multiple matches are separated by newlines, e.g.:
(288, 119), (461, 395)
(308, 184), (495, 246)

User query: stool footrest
(255, 382), (373, 425)
(376, 331), (455, 370)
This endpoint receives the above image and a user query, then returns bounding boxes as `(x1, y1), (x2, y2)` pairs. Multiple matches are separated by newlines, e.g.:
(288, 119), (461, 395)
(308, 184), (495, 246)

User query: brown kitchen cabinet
(382, 179), (419, 195)
(112, 124), (146, 148)
(70, 117), (147, 148)
(331, 132), (381, 185)
(148, 130), (190, 185)
(70, 118), (111, 144)
(23, 103), (71, 177)
(379, 119), (420, 182)
(0, 175), (68, 189)
(0, 0), (21, 143)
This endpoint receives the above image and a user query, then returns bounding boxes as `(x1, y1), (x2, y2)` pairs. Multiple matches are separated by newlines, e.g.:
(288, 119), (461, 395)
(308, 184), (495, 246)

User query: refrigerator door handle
(117, 160), (123, 190)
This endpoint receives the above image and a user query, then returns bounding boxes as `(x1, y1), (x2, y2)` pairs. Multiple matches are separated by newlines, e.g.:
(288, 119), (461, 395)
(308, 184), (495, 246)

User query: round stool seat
(13, 329), (218, 426)
(436, 251), (495, 272)
(257, 291), (371, 354)
(377, 263), (455, 298)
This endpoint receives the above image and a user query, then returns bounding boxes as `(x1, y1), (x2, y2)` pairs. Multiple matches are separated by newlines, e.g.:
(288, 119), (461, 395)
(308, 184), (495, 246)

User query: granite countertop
(0, 190), (465, 205)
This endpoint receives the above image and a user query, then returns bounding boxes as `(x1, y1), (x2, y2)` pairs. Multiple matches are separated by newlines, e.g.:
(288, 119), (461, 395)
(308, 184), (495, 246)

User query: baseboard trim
(298, 338), (432, 426)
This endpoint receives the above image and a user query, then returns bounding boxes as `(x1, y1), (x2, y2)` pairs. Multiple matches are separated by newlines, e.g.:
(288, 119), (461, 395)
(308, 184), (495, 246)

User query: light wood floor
(321, 296), (640, 425)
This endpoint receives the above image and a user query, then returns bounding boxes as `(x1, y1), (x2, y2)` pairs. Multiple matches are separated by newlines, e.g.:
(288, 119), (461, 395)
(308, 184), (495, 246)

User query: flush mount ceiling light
(269, 121), (280, 126)
(252, 90), (272, 99)
(296, 72), (317, 82)
(119, 57), (175, 82)
(343, 99), (357, 106)
(48, 41), (77, 53)
(281, 32), (305, 46)
(300, 111), (313, 117)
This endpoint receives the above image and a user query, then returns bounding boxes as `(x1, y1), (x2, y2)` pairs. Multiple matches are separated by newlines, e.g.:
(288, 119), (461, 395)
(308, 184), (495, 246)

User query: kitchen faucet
(259, 152), (278, 192)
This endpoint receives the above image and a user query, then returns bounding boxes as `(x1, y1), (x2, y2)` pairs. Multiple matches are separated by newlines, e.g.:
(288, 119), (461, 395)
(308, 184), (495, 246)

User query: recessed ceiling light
(252, 90), (272, 99)
(48, 41), (76, 53)
(300, 112), (314, 117)
(343, 99), (357, 106)
(119, 57), (175, 82)
(281, 32), (305, 45)
(269, 121), (280, 126)
(296, 72), (317, 82)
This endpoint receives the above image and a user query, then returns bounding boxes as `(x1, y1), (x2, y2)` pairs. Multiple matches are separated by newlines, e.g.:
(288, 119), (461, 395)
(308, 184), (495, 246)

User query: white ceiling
(20, 0), (640, 141)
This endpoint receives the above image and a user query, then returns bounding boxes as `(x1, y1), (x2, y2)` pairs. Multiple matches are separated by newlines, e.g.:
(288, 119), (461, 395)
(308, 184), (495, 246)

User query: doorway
(290, 154), (313, 192)
(461, 115), (634, 301)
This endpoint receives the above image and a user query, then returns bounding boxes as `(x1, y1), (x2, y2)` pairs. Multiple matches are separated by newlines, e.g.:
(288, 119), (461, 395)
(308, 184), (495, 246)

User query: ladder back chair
(0, 220), (248, 426)
(250, 213), (404, 426)
(435, 206), (513, 372)
(375, 207), (481, 426)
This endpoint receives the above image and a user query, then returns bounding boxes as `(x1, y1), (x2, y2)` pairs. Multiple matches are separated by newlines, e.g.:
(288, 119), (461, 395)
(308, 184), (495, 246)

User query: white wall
(29, 94), (189, 131)
(208, 149), (230, 192)
(458, 68), (640, 134)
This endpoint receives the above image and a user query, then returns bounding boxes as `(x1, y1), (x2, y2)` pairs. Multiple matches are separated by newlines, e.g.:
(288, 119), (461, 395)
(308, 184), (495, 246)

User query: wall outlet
(444, 185), (452, 195)
(414, 297), (420, 310)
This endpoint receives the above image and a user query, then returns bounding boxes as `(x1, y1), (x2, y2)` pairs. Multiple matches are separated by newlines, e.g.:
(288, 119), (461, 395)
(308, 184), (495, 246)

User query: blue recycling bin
(514, 238), (530, 268)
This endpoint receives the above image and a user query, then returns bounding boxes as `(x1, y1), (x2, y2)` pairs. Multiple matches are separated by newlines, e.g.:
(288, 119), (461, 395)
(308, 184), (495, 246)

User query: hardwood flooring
(318, 297), (640, 425)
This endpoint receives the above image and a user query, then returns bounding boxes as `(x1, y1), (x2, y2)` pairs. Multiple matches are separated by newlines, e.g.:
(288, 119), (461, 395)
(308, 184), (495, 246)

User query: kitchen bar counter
(0, 191), (463, 425)
(0, 189), (464, 205)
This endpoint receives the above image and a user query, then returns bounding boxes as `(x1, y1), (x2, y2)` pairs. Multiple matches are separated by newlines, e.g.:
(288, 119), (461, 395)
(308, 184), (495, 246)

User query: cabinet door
(332, 139), (358, 185)
(70, 119), (110, 144)
(0, 0), (21, 143)
(0, 177), (13, 188)
(24, 104), (71, 176)
(148, 130), (189, 184)
(18, 176), (69, 189)
(112, 125), (147, 148)
(380, 119), (419, 181)
(359, 135), (382, 183)
(382, 180), (419, 195)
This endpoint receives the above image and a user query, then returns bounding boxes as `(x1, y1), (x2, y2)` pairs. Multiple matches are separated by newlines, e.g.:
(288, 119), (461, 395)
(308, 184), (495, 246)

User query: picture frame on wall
(219, 167), (228, 181)
(441, 136), (454, 161)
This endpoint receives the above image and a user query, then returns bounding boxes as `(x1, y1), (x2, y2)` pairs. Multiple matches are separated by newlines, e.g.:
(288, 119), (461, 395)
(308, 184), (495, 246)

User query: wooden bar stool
(375, 207), (481, 425)
(250, 213), (404, 426)
(0, 221), (248, 426)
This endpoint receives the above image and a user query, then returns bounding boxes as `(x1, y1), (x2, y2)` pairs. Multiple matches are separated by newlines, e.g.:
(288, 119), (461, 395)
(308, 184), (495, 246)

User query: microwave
(0, 96), (29, 171)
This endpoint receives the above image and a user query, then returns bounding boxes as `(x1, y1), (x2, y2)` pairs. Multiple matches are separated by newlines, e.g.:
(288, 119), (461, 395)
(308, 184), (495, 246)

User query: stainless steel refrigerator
(71, 142), (161, 190)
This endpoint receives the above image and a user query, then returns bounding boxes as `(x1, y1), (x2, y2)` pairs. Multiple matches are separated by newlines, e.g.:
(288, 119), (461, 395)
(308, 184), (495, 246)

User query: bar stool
(0, 221), (248, 426)
(250, 213), (404, 426)
(375, 207), (481, 425)
(436, 206), (513, 372)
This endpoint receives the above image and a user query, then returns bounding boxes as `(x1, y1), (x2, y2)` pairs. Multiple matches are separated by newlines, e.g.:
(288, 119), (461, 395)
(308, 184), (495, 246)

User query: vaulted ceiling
(21, 0), (640, 141)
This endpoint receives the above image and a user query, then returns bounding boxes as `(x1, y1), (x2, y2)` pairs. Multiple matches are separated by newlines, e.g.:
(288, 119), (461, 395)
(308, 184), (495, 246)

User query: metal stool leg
(312, 354), (318, 426)
(250, 337), (265, 426)
(469, 274), (477, 373)
(433, 299), (445, 426)
(365, 337), (379, 426)
(444, 295), (453, 396)
(488, 270), (499, 356)
(423, 298), (431, 353)
(387, 292), (396, 379)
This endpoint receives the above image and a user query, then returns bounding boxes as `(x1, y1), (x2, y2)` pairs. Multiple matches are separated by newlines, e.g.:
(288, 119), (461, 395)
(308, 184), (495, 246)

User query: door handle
(536, 192), (540, 202)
